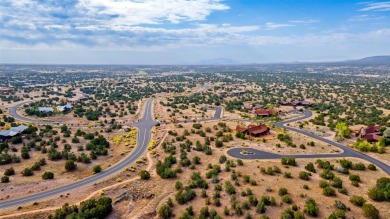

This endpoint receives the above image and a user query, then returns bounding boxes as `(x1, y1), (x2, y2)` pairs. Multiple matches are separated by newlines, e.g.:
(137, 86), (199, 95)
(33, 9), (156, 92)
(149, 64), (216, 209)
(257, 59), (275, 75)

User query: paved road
(2, 101), (389, 211)
(228, 110), (390, 175)
(0, 99), (157, 210)
(8, 102), (57, 125)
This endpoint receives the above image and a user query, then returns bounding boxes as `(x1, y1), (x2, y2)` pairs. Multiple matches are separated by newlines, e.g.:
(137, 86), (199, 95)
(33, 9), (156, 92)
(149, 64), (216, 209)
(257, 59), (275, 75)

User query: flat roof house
(38, 107), (54, 113)
(0, 125), (28, 140)
(57, 103), (73, 112)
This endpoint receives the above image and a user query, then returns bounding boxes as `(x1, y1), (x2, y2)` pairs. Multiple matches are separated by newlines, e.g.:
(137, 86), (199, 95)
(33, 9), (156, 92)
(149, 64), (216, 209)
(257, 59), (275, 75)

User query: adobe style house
(254, 109), (278, 117)
(358, 125), (382, 142)
(236, 124), (270, 137)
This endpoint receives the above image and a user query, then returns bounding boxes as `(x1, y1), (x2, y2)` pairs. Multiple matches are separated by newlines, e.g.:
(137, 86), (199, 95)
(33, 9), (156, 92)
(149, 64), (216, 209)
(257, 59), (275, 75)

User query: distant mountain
(198, 58), (240, 65)
(348, 56), (390, 64)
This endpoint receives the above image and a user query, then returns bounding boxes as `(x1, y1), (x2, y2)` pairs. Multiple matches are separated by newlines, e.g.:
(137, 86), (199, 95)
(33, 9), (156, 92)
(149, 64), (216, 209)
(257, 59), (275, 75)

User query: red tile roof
(364, 133), (381, 142)
(248, 125), (269, 135)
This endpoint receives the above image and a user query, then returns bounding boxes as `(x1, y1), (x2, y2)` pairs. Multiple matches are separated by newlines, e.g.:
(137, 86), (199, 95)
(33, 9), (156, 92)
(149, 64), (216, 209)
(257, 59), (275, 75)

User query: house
(291, 101), (301, 106)
(38, 107), (54, 113)
(67, 94), (89, 104)
(0, 125), (28, 140)
(232, 90), (246, 96)
(83, 86), (96, 89)
(236, 124), (270, 137)
(254, 109), (278, 117)
(300, 101), (313, 106)
(0, 88), (10, 93)
(280, 100), (313, 106)
(243, 106), (253, 111)
(359, 125), (382, 142)
(56, 103), (73, 112)
(200, 105), (213, 110)
(279, 101), (290, 105)
(254, 104), (265, 109)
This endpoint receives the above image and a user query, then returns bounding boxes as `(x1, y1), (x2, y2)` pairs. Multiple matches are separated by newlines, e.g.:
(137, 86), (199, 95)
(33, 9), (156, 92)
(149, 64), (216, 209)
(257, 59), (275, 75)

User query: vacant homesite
(0, 66), (389, 218)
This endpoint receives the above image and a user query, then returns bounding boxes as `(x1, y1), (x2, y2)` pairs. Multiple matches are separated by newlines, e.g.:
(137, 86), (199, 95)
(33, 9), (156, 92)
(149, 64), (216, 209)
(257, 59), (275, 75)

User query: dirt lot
(154, 98), (215, 123)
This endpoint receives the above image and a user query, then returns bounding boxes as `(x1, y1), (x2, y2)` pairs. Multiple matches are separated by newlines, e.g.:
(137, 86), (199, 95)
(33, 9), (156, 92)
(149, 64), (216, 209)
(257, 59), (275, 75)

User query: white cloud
(347, 14), (386, 22)
(359, 1), (390, 11)
(288, 19), (320, 24)
(77, 0), (229, 26)
(264, 22), (295, 29)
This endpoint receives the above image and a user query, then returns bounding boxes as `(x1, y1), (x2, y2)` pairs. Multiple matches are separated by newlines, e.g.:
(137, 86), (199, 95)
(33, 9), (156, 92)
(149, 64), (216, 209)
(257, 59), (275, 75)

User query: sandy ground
(66, 124), (390, 219)
(154, 99), (215, 123)
(0, 126), (135, 201)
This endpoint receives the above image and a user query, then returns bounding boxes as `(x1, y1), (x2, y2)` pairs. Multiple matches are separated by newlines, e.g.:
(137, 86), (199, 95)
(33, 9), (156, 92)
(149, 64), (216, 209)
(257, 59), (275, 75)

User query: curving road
(227, 110), (390, 175)
(8, 102), (57, 125)
(2, 101), (389, 211)
(0, 99), (157, 210)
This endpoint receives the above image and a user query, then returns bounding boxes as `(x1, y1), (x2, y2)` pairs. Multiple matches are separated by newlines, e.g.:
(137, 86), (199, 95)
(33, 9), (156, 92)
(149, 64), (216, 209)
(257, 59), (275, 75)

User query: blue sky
(0, 0), (389, 64)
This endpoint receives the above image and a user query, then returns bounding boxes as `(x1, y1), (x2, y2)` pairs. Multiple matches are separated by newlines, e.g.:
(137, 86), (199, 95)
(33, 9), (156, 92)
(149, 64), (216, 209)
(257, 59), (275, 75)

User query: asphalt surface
(227, 110), (390, 175)
(0, 99), (157, 210)
(8, 102), (57, 125)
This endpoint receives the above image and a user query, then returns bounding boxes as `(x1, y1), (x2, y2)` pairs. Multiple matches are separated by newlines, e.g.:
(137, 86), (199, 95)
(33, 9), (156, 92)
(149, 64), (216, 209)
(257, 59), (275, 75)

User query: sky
(0, 0), (390, 64)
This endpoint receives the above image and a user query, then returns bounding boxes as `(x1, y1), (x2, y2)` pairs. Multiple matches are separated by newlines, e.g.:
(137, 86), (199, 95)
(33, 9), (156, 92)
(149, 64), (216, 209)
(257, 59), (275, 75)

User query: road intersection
(1, 101), (388, 211)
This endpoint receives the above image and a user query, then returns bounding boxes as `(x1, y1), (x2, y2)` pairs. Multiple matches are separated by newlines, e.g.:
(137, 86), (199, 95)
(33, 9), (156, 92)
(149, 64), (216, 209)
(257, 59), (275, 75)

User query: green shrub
(338, 188), (348, 195)
(319, 180), (329, 188)
(352, 162), (366, 171)
(320, 169), (335, 180)
(138, 170), (150, 180)
(349, 174), (361, 182)
(323, 187), (336, 196)
(305, 162), (316, 173)
(367, 164), (376, 171)
(350, 195), (366, 207)
(42, 172), (54, 180)
(93, 165), (102, 174)
(332, 176), (343, 188)
(281, 157), (296, 166)
(4, 167), (15, 176)
(225, 181), (236, 195)
(64, 160), (77, 171)
(279, 187), (288, 196)
(299, 171), (310, 181)
(304, 198), (319, 216)
(367, 177), (390, 202)
(158, 204), (173, 219)
(282, 195), (293, 204)
(175, 188), (196, 204)
(362, 203), (379, 219)
(351, 181), (360, 187)
(22, 167), (33, 176)
(49, 197), (113, 219)
(1, 175), (9, 183)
